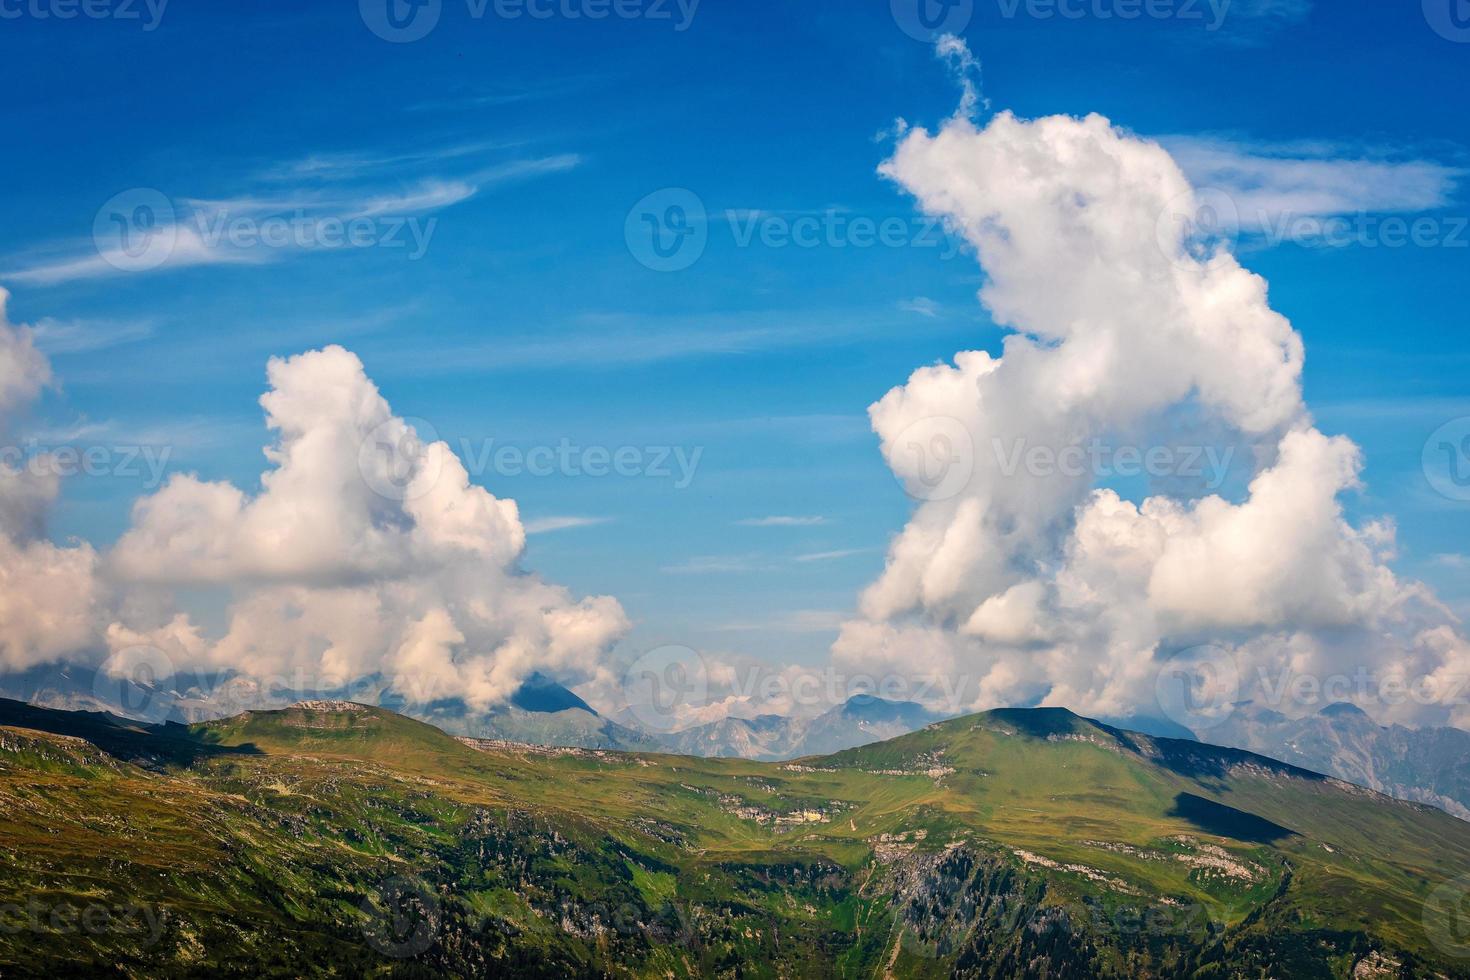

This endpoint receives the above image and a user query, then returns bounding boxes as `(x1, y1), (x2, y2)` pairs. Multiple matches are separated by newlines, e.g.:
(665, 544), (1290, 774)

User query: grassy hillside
(0, 698), (1466, 977)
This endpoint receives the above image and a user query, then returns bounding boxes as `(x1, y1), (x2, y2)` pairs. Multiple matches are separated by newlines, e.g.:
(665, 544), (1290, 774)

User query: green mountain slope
(0, 698), (1466, 978)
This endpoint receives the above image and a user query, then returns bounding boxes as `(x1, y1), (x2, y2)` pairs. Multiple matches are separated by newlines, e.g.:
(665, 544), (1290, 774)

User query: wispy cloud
(791, 548), (870, 563)
(30, 317), (154, 354)
(5, 224), (266, 286)
(1163, 134), (1462, 227)
(661, 554), (764, 575)
(662, 546), (869, 573)
(3, 148), (581, 287)
(898, 296), (940, 318)
(27, 414), (250, 451)
(736, 515), (827, 527)
(523, 515), (612, 535)
(257, 140), (520, 182)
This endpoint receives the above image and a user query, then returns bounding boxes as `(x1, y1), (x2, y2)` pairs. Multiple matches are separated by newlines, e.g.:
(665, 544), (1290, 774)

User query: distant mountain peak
(1319, 701), (1370, 720)
(841, 694), (920, 714)
(507, 672), (596, 716)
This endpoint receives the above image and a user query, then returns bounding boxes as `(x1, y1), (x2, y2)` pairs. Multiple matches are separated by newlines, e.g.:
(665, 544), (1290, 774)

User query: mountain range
(1205, 700), (1470, 820)
(0, 664), (948, 760)
(656, 693), (949, 760)
(1, 697), (1467, 976)
(9, 664), (1470, 827)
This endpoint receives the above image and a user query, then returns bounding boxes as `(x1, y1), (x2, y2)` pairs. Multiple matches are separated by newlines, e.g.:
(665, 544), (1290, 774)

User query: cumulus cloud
(0, 289), (104, 672)
(0, 289), (626, 710)
(0, 293), (51, 419)
(833, 50), (1470, 728)
(107, 345), (629, 710)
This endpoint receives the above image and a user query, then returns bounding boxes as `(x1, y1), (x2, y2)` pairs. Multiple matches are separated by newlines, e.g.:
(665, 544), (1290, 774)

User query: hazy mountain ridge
(11, 664), (1470, 825)
(1206, 701), (1470, 820)
(658, 694), (951, 760)
(0, 664), (950, 760)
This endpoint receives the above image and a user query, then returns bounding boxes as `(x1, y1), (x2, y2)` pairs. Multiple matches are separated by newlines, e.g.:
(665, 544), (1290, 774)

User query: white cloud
(0, 293), (51, 420)
(106, 345), (629, 709)
(3, 152), (581, 287)
(5, 224), (264, 287)
(792, 548), (869, 563)
(523, 515), (611, 534)
(832, 57), (1470, 729)
(29, 317), (155, 355)
(1163, 135), (1462, 229)
(258, 139), (520, 181)
(0, 289), (105, 672)
(661, 554), (763, 574)
(898, 296), (940, 318)
(0, 295), (627, 708)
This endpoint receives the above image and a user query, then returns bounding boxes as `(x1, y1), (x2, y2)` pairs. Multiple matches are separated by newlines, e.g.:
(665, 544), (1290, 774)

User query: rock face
(1205, 701), (1470, 820)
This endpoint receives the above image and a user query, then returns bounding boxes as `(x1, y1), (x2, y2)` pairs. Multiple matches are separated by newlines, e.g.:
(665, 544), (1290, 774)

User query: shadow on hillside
(0, 698), (261, 766)
(985, 707), (1089, 738)
(1113, 728), (1331, 789)
(1168, 792), (1296, 844)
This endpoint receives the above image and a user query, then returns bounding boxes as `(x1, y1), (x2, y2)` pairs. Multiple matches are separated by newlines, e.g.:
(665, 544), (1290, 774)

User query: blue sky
(1, 0), (1466, 679)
